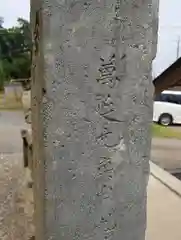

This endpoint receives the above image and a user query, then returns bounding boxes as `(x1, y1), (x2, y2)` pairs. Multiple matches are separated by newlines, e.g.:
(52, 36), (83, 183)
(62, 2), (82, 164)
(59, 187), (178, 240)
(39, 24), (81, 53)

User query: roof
(153, 57), (181, 95)
(162, 90), (181, 95)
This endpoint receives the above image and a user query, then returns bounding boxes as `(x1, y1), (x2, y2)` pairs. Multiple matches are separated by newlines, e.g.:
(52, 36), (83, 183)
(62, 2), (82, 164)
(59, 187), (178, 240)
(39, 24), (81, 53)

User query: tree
(17, 18), (32, 52)
(0, 17), (3, 28)
(0, 18), (32, 84)
(0, 60), (6, 90)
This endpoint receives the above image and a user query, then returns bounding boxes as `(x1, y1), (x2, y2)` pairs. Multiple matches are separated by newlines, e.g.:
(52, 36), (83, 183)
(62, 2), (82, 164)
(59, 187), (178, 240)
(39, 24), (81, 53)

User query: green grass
(152, 124), (181, 139)
(0, 93), (23, 110)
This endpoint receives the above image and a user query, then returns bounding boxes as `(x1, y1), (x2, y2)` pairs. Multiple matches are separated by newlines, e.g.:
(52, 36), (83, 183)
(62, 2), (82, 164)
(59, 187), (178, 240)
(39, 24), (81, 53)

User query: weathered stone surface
(31, 1), (159, 239)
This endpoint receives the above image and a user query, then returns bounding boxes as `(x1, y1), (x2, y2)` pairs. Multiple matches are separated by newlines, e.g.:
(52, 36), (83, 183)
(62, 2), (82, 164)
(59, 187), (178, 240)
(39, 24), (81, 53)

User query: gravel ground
(0, 111), (33, 240)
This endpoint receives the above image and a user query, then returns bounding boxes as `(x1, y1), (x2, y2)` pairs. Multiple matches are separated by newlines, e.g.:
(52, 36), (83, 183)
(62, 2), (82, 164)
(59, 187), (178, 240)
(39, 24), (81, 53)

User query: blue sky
(153, 0), (181, 77)
(0, 0), (181, 77)
(0, 0), (30, 28)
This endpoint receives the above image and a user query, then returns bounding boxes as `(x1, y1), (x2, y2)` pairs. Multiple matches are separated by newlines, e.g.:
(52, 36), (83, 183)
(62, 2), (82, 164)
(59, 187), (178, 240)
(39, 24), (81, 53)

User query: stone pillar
(31, 1), (159, 239)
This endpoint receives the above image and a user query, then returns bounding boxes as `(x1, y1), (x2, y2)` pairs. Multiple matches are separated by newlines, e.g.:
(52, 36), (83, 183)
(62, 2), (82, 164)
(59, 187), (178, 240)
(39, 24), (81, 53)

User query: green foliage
(0, 17), (3, 28)
(0, 17), (32, 88)
(0, 61), (6, 90)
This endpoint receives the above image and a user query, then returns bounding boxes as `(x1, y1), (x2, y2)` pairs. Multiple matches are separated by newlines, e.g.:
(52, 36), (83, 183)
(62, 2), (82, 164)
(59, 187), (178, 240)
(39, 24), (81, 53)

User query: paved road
(0, 111), (27, 154)
(151, 137), (181, 173)
(0, 111), (33, 240)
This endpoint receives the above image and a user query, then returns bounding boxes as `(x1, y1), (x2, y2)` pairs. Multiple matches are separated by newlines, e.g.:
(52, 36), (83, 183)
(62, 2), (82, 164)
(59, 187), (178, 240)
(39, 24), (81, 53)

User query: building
(153, 56), (181, 95)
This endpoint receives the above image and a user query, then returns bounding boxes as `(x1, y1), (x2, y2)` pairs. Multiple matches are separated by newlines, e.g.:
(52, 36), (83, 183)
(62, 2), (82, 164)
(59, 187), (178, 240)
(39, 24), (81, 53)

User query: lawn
(152, 124), (181, 140)
(0, 93), (22, 110)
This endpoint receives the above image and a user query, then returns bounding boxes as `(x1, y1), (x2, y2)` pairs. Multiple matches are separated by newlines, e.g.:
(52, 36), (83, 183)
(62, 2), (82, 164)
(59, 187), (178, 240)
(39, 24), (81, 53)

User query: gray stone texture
(31, 0), (159, 239)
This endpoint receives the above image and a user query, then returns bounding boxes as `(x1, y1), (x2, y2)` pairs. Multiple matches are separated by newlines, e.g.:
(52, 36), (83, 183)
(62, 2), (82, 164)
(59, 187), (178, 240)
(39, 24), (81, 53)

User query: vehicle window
(164, 94), (181, 104)
(154, 94), (168, 102)
(154, 93), (181, 104)
(167, 94), (181, 104)
(160, 94), (169, 102)
(154, 94), (162, 101)
(167, 94), (177, 103)
(174, 95), (181, 104)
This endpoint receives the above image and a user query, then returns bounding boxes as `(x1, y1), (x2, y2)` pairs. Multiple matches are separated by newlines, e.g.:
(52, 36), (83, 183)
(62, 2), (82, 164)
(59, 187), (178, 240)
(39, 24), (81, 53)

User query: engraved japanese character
(97, 54), (120, 88)
(96, 94), (115, 116)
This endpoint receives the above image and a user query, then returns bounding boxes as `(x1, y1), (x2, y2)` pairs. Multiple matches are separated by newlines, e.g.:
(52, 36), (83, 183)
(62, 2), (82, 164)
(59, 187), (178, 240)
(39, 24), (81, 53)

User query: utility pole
(176, 36), (180, 59)
(31, 1), (159, 239)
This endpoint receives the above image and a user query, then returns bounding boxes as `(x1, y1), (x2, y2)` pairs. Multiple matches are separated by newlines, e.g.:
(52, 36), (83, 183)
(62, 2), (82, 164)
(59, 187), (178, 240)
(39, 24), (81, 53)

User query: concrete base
(146, 162), (181, 240)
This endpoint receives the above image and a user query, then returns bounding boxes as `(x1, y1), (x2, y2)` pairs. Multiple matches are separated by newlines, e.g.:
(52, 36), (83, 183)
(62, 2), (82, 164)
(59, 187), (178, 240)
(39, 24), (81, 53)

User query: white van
(153, 90), (181, 126)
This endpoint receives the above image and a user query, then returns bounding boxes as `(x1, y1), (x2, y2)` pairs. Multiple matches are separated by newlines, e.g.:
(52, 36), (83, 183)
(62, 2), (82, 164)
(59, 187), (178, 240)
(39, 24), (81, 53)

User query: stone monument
(31, 0), (159, 239)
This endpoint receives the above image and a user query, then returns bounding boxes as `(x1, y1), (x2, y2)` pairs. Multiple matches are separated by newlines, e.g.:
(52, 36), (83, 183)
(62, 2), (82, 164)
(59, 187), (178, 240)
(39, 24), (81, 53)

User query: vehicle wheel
(158, 113), (173, 126)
